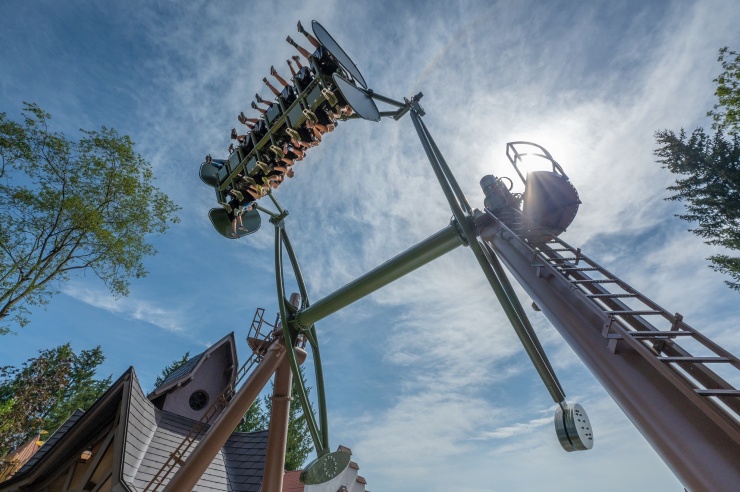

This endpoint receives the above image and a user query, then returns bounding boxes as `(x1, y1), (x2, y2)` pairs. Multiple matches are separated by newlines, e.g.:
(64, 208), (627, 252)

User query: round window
(189, 390), (209, 411)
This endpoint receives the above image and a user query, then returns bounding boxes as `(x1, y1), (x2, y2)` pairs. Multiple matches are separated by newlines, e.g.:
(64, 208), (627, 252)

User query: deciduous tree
(0, 103), (180, 333)
(0, 344), (109, 455)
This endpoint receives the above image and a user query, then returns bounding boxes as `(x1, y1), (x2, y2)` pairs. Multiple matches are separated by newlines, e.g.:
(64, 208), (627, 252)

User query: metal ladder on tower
(484, 207), (740, 438)
(143, 308), (278, 492)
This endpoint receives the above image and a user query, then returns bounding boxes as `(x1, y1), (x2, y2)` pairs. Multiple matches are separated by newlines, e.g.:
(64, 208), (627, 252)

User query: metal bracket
(602, 317), (621, 354)
(671, 312), (684, 330)
(451, 216), (469, 246)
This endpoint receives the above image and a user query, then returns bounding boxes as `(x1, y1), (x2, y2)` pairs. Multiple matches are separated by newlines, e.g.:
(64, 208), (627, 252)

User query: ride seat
(280, 85), (297, 107)
(311, 45), (339, 75)
(265, 103), (282, 125)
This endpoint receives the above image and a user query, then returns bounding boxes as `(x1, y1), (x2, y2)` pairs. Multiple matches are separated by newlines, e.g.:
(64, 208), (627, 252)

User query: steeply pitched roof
(282, 470), (304, 492)
(148, 332), (237, 399)
(16, 409), (84, 475)
(159, 352), (204, 387)
(1, 368), (131, 490)
(2, 363), (269, 492)
(122, 369), (267, 492)
(222, 430), (269, 491)
(0, 434), (41, 482)
(1, 435), (39, 465)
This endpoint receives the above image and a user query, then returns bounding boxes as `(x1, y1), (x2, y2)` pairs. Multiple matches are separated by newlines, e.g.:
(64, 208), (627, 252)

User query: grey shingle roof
(159, 352), (205, 388)
(1, 368), (131, 490)
(16, 409), (85, 475)
(123, 370), (267, 492)
(3, 335), (263, 492)
(222, 430), (269, 491)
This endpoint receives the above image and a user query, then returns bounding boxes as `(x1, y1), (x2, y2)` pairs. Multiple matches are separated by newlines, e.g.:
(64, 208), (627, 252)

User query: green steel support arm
(417, 116), (472, 214)
(274, 223), (327, 455)
(279, 227), (330, 452)
(267, 191), (286, 217)
(478, 239), (566, 403)
(409, 108), (566, 404)
(409, 110), (468, 227)
(293, 222), (466, 328)
(365, 90), (407, 108)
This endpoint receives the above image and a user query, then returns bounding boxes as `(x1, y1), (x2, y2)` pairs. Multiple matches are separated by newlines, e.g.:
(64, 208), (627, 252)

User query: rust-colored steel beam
(162, 340), (286, 492)
(479, 219), (740, 491)
(262, 347), (307, 492)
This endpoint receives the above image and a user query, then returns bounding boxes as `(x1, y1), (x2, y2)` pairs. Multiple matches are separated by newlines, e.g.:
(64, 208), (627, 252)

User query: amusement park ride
(186, 21), (740, 492)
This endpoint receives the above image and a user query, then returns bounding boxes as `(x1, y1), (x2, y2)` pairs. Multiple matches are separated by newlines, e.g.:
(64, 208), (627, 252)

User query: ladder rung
(572, 279), (618, 284)
(559, 267), (600, 271)
(587, 293), (636, 298)
(606, 310), (663, 316)
(541, 248), (572, 252)
(695, 389), (740, 396)
(658, 356), (732, 363)
(628, 331), (693, 338)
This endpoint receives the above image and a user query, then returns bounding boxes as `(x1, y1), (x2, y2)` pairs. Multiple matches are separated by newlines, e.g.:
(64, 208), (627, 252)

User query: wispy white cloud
(474, 416), (551, 440)
(63, 284), (186, 334)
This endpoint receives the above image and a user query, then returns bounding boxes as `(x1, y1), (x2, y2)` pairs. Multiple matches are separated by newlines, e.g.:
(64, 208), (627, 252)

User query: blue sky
(2, 1), (739, 490)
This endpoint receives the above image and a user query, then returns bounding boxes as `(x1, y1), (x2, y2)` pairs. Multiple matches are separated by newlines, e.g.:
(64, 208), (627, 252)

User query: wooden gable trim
(60, 460), (77, 491)
(110, 369), (133, 492)
(0, 369), (130, 491)
(77, 430), (116, 489)
(30, 416), (117, 492)
(90, 471), (112, 492)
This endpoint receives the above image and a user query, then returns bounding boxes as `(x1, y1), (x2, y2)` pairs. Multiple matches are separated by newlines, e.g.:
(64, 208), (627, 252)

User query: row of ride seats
(213, 42), (351, 212)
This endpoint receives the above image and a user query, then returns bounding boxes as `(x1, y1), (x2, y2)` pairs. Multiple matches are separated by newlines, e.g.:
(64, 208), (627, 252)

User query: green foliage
(235, 398), (268, 433)
(0, 344), (109, 455)
(263, 366), (313, 471)
(656, 44), (740, 292)
(153, 352), (191, 389)
(709, 47), (740, 134)
(0, 103), (180, 333)
(234, 366), (313, 470)
(655, 129), (740, 290)
(42, 346), (111, 435)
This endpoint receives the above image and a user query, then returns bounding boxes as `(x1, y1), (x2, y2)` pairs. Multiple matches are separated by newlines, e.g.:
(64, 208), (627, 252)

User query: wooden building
(0, 333), (368, 492)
